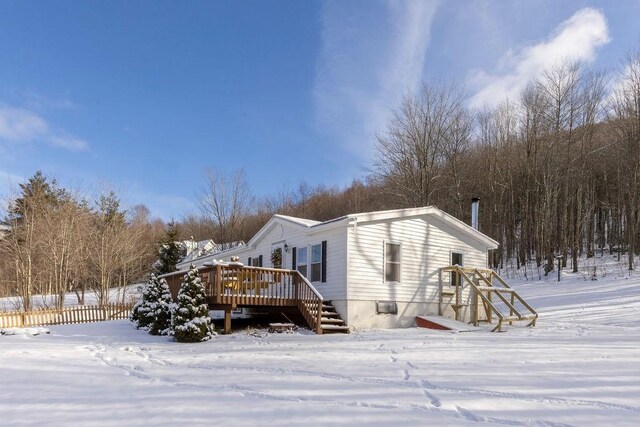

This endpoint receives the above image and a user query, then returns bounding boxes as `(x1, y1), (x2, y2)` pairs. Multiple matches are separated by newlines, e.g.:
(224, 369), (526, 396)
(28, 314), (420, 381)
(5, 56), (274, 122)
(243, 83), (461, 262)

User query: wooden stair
(305, 301), (349, 334)
(440, 266), (538, 332)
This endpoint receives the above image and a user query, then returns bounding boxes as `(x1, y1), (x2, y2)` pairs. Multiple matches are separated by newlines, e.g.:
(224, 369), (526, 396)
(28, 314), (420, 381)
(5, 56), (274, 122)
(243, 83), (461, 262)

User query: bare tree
(371, 82), (469, 207)
(198, 169), (253, 248)
(609, 48), (640, 270)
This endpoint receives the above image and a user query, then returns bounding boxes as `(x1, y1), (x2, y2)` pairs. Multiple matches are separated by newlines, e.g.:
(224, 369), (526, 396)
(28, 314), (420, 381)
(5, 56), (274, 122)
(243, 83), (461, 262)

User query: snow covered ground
(1, 273), (639, 426)
(0, 284), (143, 311)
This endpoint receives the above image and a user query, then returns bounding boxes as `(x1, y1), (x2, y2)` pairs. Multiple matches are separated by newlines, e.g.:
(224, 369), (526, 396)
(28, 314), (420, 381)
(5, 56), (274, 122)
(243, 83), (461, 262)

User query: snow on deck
(1, 273), (639, 426)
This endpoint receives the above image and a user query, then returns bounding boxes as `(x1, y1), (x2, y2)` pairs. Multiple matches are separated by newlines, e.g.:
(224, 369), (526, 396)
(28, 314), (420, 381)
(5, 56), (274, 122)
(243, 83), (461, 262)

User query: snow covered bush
(171, 264), (215, 343)
(130, 274), (161, 330)
(149, 277), (174, 336)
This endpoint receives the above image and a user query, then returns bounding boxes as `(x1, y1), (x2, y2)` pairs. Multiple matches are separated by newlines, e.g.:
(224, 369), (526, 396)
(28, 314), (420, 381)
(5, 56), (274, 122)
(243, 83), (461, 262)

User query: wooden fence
(0, 303), (134, 329)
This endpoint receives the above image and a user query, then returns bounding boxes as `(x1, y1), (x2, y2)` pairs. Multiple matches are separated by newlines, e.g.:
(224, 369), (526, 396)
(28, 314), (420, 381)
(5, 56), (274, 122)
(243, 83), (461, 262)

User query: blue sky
(0, 1), (638, 220)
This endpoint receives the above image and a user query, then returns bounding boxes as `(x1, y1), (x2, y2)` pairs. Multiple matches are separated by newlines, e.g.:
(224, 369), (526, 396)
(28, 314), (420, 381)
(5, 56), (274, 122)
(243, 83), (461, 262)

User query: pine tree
(155, 220), (186, 275)
(129, 298), (142, 325)
(171, 264), (215, 343)
(149, 277), (174, 336)
(131, 274), (160, 330)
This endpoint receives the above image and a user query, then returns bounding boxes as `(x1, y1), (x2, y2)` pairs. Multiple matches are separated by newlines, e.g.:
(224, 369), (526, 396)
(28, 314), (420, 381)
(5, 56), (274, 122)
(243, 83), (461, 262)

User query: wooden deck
(160, 264), (334, 334)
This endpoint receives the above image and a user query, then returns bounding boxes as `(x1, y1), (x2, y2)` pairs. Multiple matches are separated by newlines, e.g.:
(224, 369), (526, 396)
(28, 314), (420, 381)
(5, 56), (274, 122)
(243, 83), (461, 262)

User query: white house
(179, 206), (499, 330)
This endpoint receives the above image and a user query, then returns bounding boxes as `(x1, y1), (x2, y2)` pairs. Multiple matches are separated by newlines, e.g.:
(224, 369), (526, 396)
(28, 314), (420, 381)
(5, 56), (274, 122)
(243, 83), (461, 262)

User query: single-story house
(179, 206), (499, 330)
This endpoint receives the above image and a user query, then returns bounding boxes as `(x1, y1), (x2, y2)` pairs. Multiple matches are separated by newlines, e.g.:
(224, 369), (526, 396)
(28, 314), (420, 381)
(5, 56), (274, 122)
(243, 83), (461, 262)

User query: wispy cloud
(468, 7), (610, 109)
(23, 91), (77, 112)
(0, 169), (24, 208)
(0, 105), (88, 151)
(314, 0), (439, 163)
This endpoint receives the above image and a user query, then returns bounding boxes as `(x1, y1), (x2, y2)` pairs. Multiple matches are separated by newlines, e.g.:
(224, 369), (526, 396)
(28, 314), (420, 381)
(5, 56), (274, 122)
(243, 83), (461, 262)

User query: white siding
(346, 215), (489, 327)
(219, 220), (349, 302)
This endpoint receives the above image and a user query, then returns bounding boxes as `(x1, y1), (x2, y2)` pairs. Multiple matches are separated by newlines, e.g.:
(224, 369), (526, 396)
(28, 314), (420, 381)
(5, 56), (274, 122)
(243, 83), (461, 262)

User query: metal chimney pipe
(471, 198), (480, 230)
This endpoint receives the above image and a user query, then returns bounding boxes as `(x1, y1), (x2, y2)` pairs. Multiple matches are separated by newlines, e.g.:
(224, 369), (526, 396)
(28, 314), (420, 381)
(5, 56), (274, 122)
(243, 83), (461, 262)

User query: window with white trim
(384, 242), (401, 283)
(310, 243), (322, 282)
(297, 247), (308, 277)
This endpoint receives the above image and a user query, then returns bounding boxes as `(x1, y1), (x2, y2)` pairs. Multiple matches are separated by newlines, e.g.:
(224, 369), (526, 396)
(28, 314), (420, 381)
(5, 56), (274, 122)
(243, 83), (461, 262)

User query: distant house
(182, 206), (498, 330)
(0, 224), (10, 240)
(176, 239), (244, 270)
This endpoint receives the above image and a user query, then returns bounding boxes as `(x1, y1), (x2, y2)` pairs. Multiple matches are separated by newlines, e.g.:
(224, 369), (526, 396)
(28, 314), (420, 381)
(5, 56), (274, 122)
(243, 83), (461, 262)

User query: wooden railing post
(454, 268), (460, 321)
(316, 299), (323, 335)
(438, 268), (443, 316)
(215, 264), (222, 303)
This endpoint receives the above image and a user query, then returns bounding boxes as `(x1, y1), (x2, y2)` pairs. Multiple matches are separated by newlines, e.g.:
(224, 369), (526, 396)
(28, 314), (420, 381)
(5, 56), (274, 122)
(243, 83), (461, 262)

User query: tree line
(0, 172), (164, 309)
(2, 48), (640, 304)
(187, 49), (640, 277)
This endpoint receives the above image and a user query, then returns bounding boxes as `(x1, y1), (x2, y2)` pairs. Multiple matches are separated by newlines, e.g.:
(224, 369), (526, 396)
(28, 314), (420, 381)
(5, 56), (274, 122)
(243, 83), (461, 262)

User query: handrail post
(215, 265), (222, 304)
(316, 298), (323, 334)
(438, 268), (443, 316)
(454, 267), (460, 321)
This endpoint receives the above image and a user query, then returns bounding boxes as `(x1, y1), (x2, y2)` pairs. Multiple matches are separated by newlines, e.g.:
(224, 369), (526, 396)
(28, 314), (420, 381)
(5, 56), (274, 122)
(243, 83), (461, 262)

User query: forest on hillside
(2, 48), (640, 305)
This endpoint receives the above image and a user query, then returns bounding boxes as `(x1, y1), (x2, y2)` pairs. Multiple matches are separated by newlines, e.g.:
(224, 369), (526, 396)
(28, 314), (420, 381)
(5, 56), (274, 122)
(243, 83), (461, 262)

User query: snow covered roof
(246, 206), (498, 250)
(272, 214), (321, 227)
(342, 206), (499, 249)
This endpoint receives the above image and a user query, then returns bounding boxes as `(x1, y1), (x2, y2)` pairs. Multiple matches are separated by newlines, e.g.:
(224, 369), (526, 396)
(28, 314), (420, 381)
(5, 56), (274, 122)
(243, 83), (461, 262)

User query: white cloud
(0, 106), (48, 141)
(0, 105), (88, 151)
(0, 169), (24, 208)
(314, 0), (439, 163)
(49, 134), (89, 151)
(468, 7), (610, 109)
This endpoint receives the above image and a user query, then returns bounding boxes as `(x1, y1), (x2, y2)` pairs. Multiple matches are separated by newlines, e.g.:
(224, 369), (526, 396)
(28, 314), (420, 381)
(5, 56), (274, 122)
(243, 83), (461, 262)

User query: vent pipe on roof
(471, 198), (480, 230)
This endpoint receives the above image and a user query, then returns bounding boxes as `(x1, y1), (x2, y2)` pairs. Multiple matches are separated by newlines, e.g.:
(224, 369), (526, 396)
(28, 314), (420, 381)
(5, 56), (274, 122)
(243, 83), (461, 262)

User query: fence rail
(0, 303), (134, 329)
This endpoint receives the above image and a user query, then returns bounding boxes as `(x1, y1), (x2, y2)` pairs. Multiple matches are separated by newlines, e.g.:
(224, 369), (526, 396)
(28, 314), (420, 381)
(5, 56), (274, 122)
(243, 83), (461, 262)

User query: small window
(384, 242), (401, 283)
(297, 247), (308, 278)
(376, 301), (398, 314)
(451, 252), (463, 287)
(310, 244), (322, 282)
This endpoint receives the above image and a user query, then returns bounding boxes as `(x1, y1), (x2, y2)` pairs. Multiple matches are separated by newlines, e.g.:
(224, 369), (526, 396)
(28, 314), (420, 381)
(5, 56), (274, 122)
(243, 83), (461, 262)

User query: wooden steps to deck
(305, 301), (349, 334)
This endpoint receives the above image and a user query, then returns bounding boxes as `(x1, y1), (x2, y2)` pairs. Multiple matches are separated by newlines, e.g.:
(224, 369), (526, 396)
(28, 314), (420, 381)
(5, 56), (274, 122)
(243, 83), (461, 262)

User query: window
(451, 252), (463, 287)
(384, 242), (401, 283)
(297, 247), (308, 277)
(310, 244), (322, 282)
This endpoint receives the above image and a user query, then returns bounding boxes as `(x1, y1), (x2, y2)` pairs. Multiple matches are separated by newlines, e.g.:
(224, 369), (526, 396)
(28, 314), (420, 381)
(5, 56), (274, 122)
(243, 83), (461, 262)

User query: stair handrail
(473, 269), (523, 319)
(456, 268), (505, 322)
(489, 271), (538, 321)
(294, 271), (324, 334)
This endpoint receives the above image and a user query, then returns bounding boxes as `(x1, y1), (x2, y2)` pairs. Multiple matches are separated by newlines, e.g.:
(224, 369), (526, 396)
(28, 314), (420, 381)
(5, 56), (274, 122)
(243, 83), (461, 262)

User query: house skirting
(340, 300), (457, 330)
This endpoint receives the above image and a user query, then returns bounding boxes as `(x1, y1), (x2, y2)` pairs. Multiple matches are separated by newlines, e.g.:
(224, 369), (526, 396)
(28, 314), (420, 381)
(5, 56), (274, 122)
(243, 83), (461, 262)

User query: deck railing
(161, 264), (325, 333)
